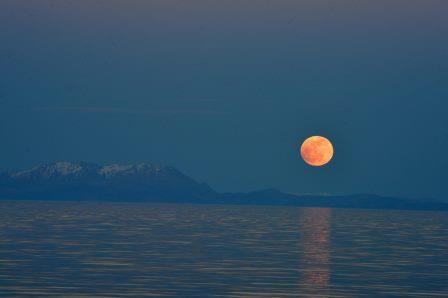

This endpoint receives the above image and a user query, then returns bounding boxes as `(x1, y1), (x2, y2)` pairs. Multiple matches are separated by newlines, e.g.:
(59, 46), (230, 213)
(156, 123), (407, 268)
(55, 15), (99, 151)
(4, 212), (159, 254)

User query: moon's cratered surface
(300, 136), (334, 167)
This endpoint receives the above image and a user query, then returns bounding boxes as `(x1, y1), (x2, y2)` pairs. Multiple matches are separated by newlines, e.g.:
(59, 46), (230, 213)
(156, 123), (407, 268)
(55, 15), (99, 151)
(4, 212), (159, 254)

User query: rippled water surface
(0, 201), (447, 297)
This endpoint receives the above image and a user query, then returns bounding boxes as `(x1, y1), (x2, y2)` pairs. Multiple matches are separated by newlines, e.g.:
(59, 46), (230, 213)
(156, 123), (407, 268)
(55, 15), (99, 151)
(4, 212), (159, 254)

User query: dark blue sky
(1, 1), (447, 200)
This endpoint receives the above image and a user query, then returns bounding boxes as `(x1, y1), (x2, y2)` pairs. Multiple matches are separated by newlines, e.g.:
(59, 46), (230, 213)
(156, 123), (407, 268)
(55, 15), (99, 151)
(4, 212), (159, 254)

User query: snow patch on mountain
(11, 162), (86, 178)
(7, 161), (185, 181)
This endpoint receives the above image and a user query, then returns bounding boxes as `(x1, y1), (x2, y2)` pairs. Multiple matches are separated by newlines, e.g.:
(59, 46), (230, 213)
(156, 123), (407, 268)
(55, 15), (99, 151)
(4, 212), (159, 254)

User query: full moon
(300, 136), (334, 167)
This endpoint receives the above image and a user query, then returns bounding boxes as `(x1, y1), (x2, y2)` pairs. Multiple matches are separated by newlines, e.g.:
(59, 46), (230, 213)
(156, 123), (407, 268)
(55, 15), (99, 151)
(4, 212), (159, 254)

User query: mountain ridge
(0, 161), (446, 211)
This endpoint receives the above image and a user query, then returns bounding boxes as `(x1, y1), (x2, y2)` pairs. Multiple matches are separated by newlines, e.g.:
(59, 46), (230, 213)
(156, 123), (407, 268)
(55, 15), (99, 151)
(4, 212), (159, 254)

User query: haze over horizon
(1, 0), (447, 200)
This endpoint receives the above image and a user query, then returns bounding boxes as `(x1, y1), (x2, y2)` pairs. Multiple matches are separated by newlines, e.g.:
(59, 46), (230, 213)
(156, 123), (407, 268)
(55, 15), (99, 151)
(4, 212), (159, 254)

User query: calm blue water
(0, 201), (447, 297)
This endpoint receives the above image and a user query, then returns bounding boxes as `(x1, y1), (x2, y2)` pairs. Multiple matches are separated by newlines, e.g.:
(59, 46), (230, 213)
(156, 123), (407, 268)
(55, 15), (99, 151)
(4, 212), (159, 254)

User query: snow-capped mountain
(0, 161), (216, 201)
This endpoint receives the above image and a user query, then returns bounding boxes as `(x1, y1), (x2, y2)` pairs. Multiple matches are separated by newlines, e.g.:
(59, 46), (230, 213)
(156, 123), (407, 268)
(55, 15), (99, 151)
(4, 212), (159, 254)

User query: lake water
(0, 201), (447, 297)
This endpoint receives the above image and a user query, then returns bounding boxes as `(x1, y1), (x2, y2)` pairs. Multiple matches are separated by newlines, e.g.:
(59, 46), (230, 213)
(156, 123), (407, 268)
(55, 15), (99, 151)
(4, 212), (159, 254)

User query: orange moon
(300, 136), (334, 167)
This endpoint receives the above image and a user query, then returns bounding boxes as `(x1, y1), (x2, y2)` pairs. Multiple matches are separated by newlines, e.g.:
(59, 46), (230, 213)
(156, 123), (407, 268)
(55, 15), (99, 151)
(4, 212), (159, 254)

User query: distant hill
(0, 161), (446, 211)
